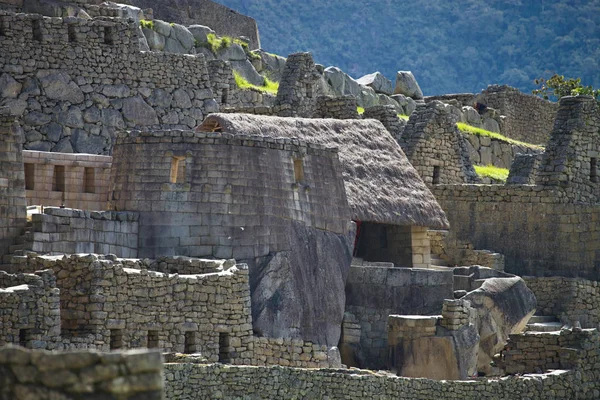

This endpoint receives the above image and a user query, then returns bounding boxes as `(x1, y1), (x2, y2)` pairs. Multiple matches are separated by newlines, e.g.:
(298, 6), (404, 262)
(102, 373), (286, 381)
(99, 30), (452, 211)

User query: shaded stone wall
(21, 207), (139, 259)
(506, 153), (543, 185)
(0, 346), (164, 400)
(315, 95), (359, 119)
(0, 269), (60, 348)
(399, 101), (480, 185)
(462, 133), (543, 169)
(23, 150), (111, 210)
(22, 254), (254, 360)
(164, 340), (600, 400)
(0, 111), (26, 257)
(535, 96), (600, 203)
(344, 265), (454, 369)
(428, 230), (505, 271)
(363, 104), (406, 141)
(109, 130), (350, 259)
(524, 276), (600, 328)
(275, 52), (321, 118)
(0, 11), (222, 154)
(475, 85), (558, 145)
(432, 185), (600, 279)
(500, 329), (592, 375)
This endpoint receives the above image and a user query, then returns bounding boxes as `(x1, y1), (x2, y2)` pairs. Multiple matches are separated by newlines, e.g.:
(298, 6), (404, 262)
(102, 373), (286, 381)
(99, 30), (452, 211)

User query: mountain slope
(215, 0), (600, 96)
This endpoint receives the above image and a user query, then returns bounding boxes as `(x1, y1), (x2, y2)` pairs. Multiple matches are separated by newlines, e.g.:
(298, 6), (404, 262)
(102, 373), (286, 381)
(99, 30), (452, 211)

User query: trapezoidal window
(68, 24), (77, 42)
(83, 167), (95, 193)
(170, 156), (186, 184)
(293, 158), (304, 182)
(110, 329), (123, 350)
(184, 331), (197, 354)
(19, 329), (31, 347)
(104, 26), (114, 45)
(591, 158), (598, 183)
(306, 83), (314, 99)
(147, 330), (159, 349)
(221, 88), (229, 104)
(0, 18), (6, 37)
(52, 165), (65, 192)
(24, 163), (35, 190)
(219, 332), (231, 363)
(32, 20), (43, 41)
(432, 166), (441, 185)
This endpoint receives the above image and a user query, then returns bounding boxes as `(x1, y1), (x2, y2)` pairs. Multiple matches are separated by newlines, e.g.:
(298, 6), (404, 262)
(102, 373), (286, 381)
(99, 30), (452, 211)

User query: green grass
(234, 71), (279, 95)
(204, 33), (252, 54)
(398, 114), (409, 120)
(139, 19), (154, 30)
(456, 122), (543, 149)
(474, 164), (509, 182)
(357, 106), (365, 114)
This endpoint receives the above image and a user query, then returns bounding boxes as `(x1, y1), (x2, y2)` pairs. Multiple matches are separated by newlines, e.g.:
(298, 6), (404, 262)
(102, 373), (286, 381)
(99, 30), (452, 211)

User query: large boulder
(122, 96), (159, 126)
(231, 60), (265, 87)
(0, 73), (22, 98)
(463, 276), (536, 375)
(216, 43), (247, 61)
(357, 72), (393, 95)
(324, 66), (362, 98)
(249, 221), (353, 347)
(253, 50), (287, 82)
(394, 71), (424, 100)
(38, 71), (84, 104)
(188, 25), (215, 44)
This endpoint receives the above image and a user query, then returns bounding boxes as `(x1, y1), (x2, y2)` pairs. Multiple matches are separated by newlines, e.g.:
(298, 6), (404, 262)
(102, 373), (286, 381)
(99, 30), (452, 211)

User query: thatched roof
(198, 114), (449, 229)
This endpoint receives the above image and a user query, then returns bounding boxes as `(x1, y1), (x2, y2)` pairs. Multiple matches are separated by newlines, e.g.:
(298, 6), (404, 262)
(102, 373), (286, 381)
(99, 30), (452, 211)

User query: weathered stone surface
(249, 221), (352, 347)
(254, 50), (287, 82)
(38, 72), (84, 104)
(463, 276), (536, 375)
(52, 137), (74, 153)
(70, 129), (107, 154)
(357, 72), (393, 95)
(143, 27), (166, 51)
(172, 89), (192, 108)
(394, 71), (424, 100)
(217, 43), (247, 61)
(101, 109), (125, 129)
(188, 25), (215, 44)
(122, 96), (159, 125)
(171, 23), (195, 51)
(231, 60), (265, 86)
(57, 107), (84, 128)
(1, 98), (27, 116)
(23, 111), (51, 126)
(102, 84), (131, 99)
(0, 73), (22, 98)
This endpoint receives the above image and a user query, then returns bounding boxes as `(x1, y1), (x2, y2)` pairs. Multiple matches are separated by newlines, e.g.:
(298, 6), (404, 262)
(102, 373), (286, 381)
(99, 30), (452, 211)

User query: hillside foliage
(217, 0), (600, 96)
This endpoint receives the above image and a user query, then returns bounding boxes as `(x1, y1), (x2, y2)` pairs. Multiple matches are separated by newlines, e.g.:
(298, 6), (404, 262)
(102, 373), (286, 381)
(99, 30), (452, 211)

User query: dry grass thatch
(198, 113), (449, 229)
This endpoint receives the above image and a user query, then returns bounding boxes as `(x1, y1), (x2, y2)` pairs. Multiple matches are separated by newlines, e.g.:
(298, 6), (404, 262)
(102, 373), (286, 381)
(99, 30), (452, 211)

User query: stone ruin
(1, 1), (600, 399)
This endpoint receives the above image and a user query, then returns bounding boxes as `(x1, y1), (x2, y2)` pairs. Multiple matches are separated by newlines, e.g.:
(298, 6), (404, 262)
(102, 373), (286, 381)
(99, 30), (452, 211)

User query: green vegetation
(218, 0), (599, 95)
(248, 50), (262, 61)
(456, 122), (543, 150)
(139, 19), (154, 30)
(533, 74), (600, 101)
(474, 165), (510, 183)
(398, 114), (409, 121)
(357, 106), (364, 115)
(233, 71), (279, 95)
(205, 33), (252, 55)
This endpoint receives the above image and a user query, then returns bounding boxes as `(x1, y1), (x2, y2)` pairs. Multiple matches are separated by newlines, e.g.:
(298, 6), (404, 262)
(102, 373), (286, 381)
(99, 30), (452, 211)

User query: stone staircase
(525, 316), (563, 333)
(430, 254), (448, 268)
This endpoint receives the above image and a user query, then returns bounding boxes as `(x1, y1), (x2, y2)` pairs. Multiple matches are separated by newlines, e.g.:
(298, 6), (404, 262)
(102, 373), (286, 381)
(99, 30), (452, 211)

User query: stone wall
(275, 52), (321, 118)
(0, 111), (26, 257)
(399, 101), (480, 185)
(315, 95), (359, 119)
(432, 185), (600, 279)
(535, 96), (599, 204)
(20, 207), (139, 259)
(344, 265), (454, 369)
(23, 150), (111, 210)
(0, 346), (164, 400)
(0, 11), (226, 154)
(475, 85), (558, 145)
(0, 269), (60, 348)
(363, 104), (406, 141)
(109, 130), (350, 259)
(462, 133), (542, 169)
(20, 254), (254, 359)
(500, 329), (592, 375)
(428, 230), (505, 271)
(524, 276), (600, 328)
(164, 345), (600, 399)
(506, 153), (543, 185)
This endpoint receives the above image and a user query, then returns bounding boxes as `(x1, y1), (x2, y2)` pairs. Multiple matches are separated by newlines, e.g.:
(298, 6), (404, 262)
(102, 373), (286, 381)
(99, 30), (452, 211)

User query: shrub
(533, 74), (600, 101)
(234, 71), (279, 95)
(139, 20), (155, 30)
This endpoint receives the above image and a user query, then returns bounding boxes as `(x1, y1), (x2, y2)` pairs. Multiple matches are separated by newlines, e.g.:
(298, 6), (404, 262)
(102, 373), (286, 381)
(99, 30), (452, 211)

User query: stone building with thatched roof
(199, 113), (449, 269)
